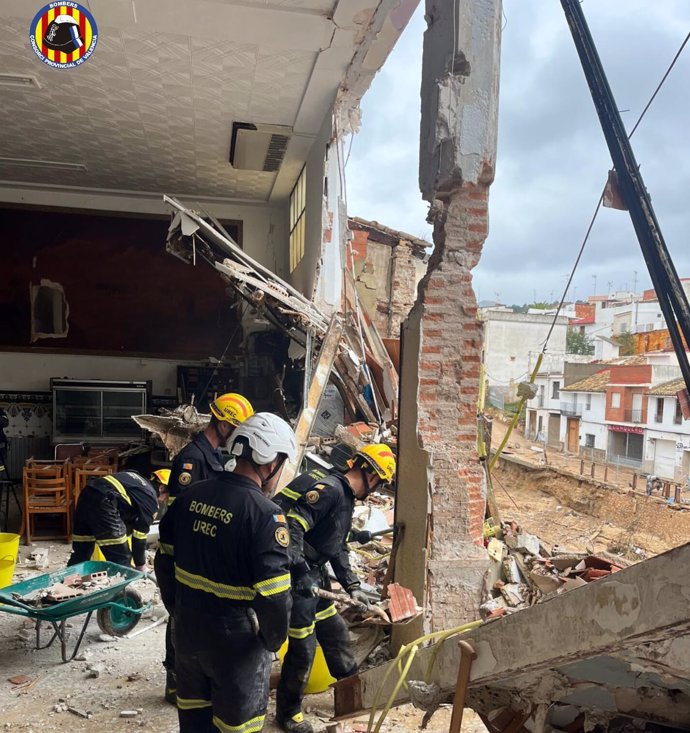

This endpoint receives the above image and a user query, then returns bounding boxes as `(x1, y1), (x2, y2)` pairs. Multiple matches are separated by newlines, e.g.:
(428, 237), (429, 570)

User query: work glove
(346, 583), (370, 608)
(292, 563), (317, 598)
(349, 529), (373, 544)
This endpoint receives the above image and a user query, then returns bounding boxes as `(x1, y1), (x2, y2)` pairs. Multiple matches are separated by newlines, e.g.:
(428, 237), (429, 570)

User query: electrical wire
(542, 29), (690, 350)
(489, 29), (689, 473)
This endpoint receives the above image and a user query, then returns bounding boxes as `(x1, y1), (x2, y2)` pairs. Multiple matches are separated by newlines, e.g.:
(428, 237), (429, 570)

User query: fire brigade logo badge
(306, 490), (320, 504)
(275, 527), (290, 547)
(178, 472), (192, 486)
(30, 2), (98, 69)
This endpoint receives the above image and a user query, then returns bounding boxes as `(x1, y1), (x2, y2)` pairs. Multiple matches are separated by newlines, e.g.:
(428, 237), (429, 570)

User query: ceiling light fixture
(0, 156), (87, 172)
(0, 73), (41, 89)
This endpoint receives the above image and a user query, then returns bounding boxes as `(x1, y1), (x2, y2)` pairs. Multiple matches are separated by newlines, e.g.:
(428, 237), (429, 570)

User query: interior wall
(0, 186), (289, 279)
(0, 352), (198, 396)
(0, 208), (238, 357)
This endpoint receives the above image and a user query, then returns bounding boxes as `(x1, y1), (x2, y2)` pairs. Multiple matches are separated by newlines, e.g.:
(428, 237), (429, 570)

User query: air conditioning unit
(229, 122), (292, 173)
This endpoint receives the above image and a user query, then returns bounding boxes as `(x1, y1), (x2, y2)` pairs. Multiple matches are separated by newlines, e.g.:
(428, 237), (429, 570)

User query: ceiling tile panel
(0, 3), (354, 200)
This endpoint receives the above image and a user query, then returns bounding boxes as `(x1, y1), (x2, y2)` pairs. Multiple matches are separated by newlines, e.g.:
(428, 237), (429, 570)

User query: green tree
(566, 328), (595, 355)
(617, 329), (636, 356)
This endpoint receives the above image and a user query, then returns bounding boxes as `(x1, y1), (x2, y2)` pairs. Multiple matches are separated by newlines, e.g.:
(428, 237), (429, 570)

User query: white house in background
(611, 301), (666, 336)
(560, 369), (611, 458)
(594, 335), (620, 361)
(525, 353), (595, 446)
(644, 377), (690, 480)
(481, 311), (568, 403)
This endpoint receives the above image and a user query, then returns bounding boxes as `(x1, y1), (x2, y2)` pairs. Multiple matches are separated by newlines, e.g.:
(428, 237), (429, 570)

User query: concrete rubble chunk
(499, 583), (525, 607)
(502, 556), (522, 584)
(487, 537), (506, 562)
(479, 596), (508, 620)
(514, 533), (540, 556)
(529, 570), (563, 595)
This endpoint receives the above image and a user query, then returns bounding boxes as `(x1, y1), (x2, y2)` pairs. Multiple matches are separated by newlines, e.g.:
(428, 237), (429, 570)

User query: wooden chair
(22, 465), (71, 544)
(72, 465), (113, 507)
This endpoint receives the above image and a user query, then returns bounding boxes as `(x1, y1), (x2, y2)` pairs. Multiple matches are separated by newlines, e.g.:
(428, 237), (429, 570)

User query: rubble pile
(481, 520), (632, 619)
(13, 570), (119, 608)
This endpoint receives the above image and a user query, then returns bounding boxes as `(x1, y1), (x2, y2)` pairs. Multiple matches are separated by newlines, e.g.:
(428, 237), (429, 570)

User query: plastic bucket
(0, 533), (20, 589)
(278, 641), (336, 694)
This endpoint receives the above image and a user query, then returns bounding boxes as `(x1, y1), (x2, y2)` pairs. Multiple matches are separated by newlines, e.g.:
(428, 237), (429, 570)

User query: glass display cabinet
(51, 379), (149, 443)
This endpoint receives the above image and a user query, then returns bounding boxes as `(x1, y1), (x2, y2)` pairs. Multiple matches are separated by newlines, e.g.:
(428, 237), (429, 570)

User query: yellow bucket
(0, 533), (20, 589)
(278, 641), (336, 694)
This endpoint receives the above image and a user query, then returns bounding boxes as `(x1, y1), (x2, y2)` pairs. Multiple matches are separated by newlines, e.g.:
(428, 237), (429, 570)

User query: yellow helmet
(209, 393), (254, 427)
(152, 468), (171, 486)
(356, 443), (396, 484)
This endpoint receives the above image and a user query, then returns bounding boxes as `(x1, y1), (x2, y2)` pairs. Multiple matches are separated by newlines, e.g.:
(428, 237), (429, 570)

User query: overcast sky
(346, 0), (690, 306)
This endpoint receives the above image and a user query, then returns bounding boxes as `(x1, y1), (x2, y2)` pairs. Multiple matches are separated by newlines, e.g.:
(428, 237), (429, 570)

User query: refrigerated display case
(51, 379), (148, 443)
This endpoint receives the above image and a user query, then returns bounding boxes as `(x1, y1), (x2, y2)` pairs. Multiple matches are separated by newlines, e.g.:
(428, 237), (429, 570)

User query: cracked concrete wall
(394, 0), (502, 643)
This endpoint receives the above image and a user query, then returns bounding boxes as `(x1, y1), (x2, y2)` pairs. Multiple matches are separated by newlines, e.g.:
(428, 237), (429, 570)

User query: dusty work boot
(276, 712), (314, 733)
(164, 670), (177, 706)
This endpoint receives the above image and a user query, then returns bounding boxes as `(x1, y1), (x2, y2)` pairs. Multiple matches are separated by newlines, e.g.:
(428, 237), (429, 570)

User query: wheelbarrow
(0, 560), (149, 662)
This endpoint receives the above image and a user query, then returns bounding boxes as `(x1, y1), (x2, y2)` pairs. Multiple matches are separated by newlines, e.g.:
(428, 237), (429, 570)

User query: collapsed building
(2, 0), (690, 731)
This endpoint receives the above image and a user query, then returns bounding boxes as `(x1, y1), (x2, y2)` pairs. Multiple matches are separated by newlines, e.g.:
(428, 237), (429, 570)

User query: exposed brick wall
(387, 241), (420, 339)
(417, 187), (487, 547)
(395, 185), (490, 637)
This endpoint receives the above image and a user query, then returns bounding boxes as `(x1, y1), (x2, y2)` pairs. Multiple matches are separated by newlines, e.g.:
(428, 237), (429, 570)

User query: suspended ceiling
(0, 0), (417, 204)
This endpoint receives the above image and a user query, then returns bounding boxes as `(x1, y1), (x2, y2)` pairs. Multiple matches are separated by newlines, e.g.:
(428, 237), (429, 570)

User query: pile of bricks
(14, 570), (116, 607)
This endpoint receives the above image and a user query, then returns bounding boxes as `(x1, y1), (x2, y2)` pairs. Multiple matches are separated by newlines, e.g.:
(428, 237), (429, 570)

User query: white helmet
(229, 412), (297, 465)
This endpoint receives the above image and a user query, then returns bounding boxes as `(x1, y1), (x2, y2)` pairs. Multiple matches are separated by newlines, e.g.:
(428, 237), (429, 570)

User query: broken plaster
(589, 581), (641, 634)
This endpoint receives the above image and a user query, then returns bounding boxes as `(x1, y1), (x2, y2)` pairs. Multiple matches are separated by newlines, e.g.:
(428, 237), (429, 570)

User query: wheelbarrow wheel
(97, 587), (143, 636)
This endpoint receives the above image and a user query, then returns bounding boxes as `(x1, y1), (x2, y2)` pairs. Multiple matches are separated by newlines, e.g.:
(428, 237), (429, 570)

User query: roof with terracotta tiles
(562, 369), (611, 392)
(648, 377), (686, 396)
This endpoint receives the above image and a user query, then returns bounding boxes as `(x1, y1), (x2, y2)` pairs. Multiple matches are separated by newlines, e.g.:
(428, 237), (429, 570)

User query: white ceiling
(0, 0), (407, 203)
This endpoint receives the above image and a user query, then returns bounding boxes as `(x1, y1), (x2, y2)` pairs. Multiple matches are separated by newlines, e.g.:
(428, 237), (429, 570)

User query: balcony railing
(560, 402), (582, 417)
(624, 409), (643, 423)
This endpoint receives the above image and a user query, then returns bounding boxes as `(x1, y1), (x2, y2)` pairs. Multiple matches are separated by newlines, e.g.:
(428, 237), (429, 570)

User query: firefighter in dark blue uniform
(274, 444), (396, 733)
(162, 392), (254, 703)
(167, 392), (254, 505)
(68, 471), (158, 569)
(155, 413), (297, 733)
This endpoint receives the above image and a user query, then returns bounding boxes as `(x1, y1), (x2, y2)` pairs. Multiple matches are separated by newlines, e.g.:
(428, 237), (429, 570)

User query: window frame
(655, 397), (664, 423)
(674, 398), (683, 425)
(289, 166), (306, 272)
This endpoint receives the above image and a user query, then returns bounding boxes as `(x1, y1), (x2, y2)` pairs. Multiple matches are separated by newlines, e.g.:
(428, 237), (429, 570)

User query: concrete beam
(335, 542), (690, 722)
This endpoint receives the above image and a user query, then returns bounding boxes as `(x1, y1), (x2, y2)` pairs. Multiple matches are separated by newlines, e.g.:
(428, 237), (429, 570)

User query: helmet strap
(249, 456), (286, 492)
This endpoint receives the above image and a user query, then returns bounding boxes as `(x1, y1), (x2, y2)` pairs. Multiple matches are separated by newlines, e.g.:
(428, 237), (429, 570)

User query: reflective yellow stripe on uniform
(159, 542), (174, 556)
(287, 511), (309, 532)
(166, 496), (176, 507)
(279, 487), (300, 501)
(288, 622), (315, 639)
(96, 535), (128, 547)
(253, 573), (291, 597)
(103, 475), (132, 506)
(176, 697), (212, 710)
(175, 566), (255, 601)
(212, 714), (265, 733)
(315, 603), (337, 622)
(72, 534), (96, 542)
(132, 529), (147, 540)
